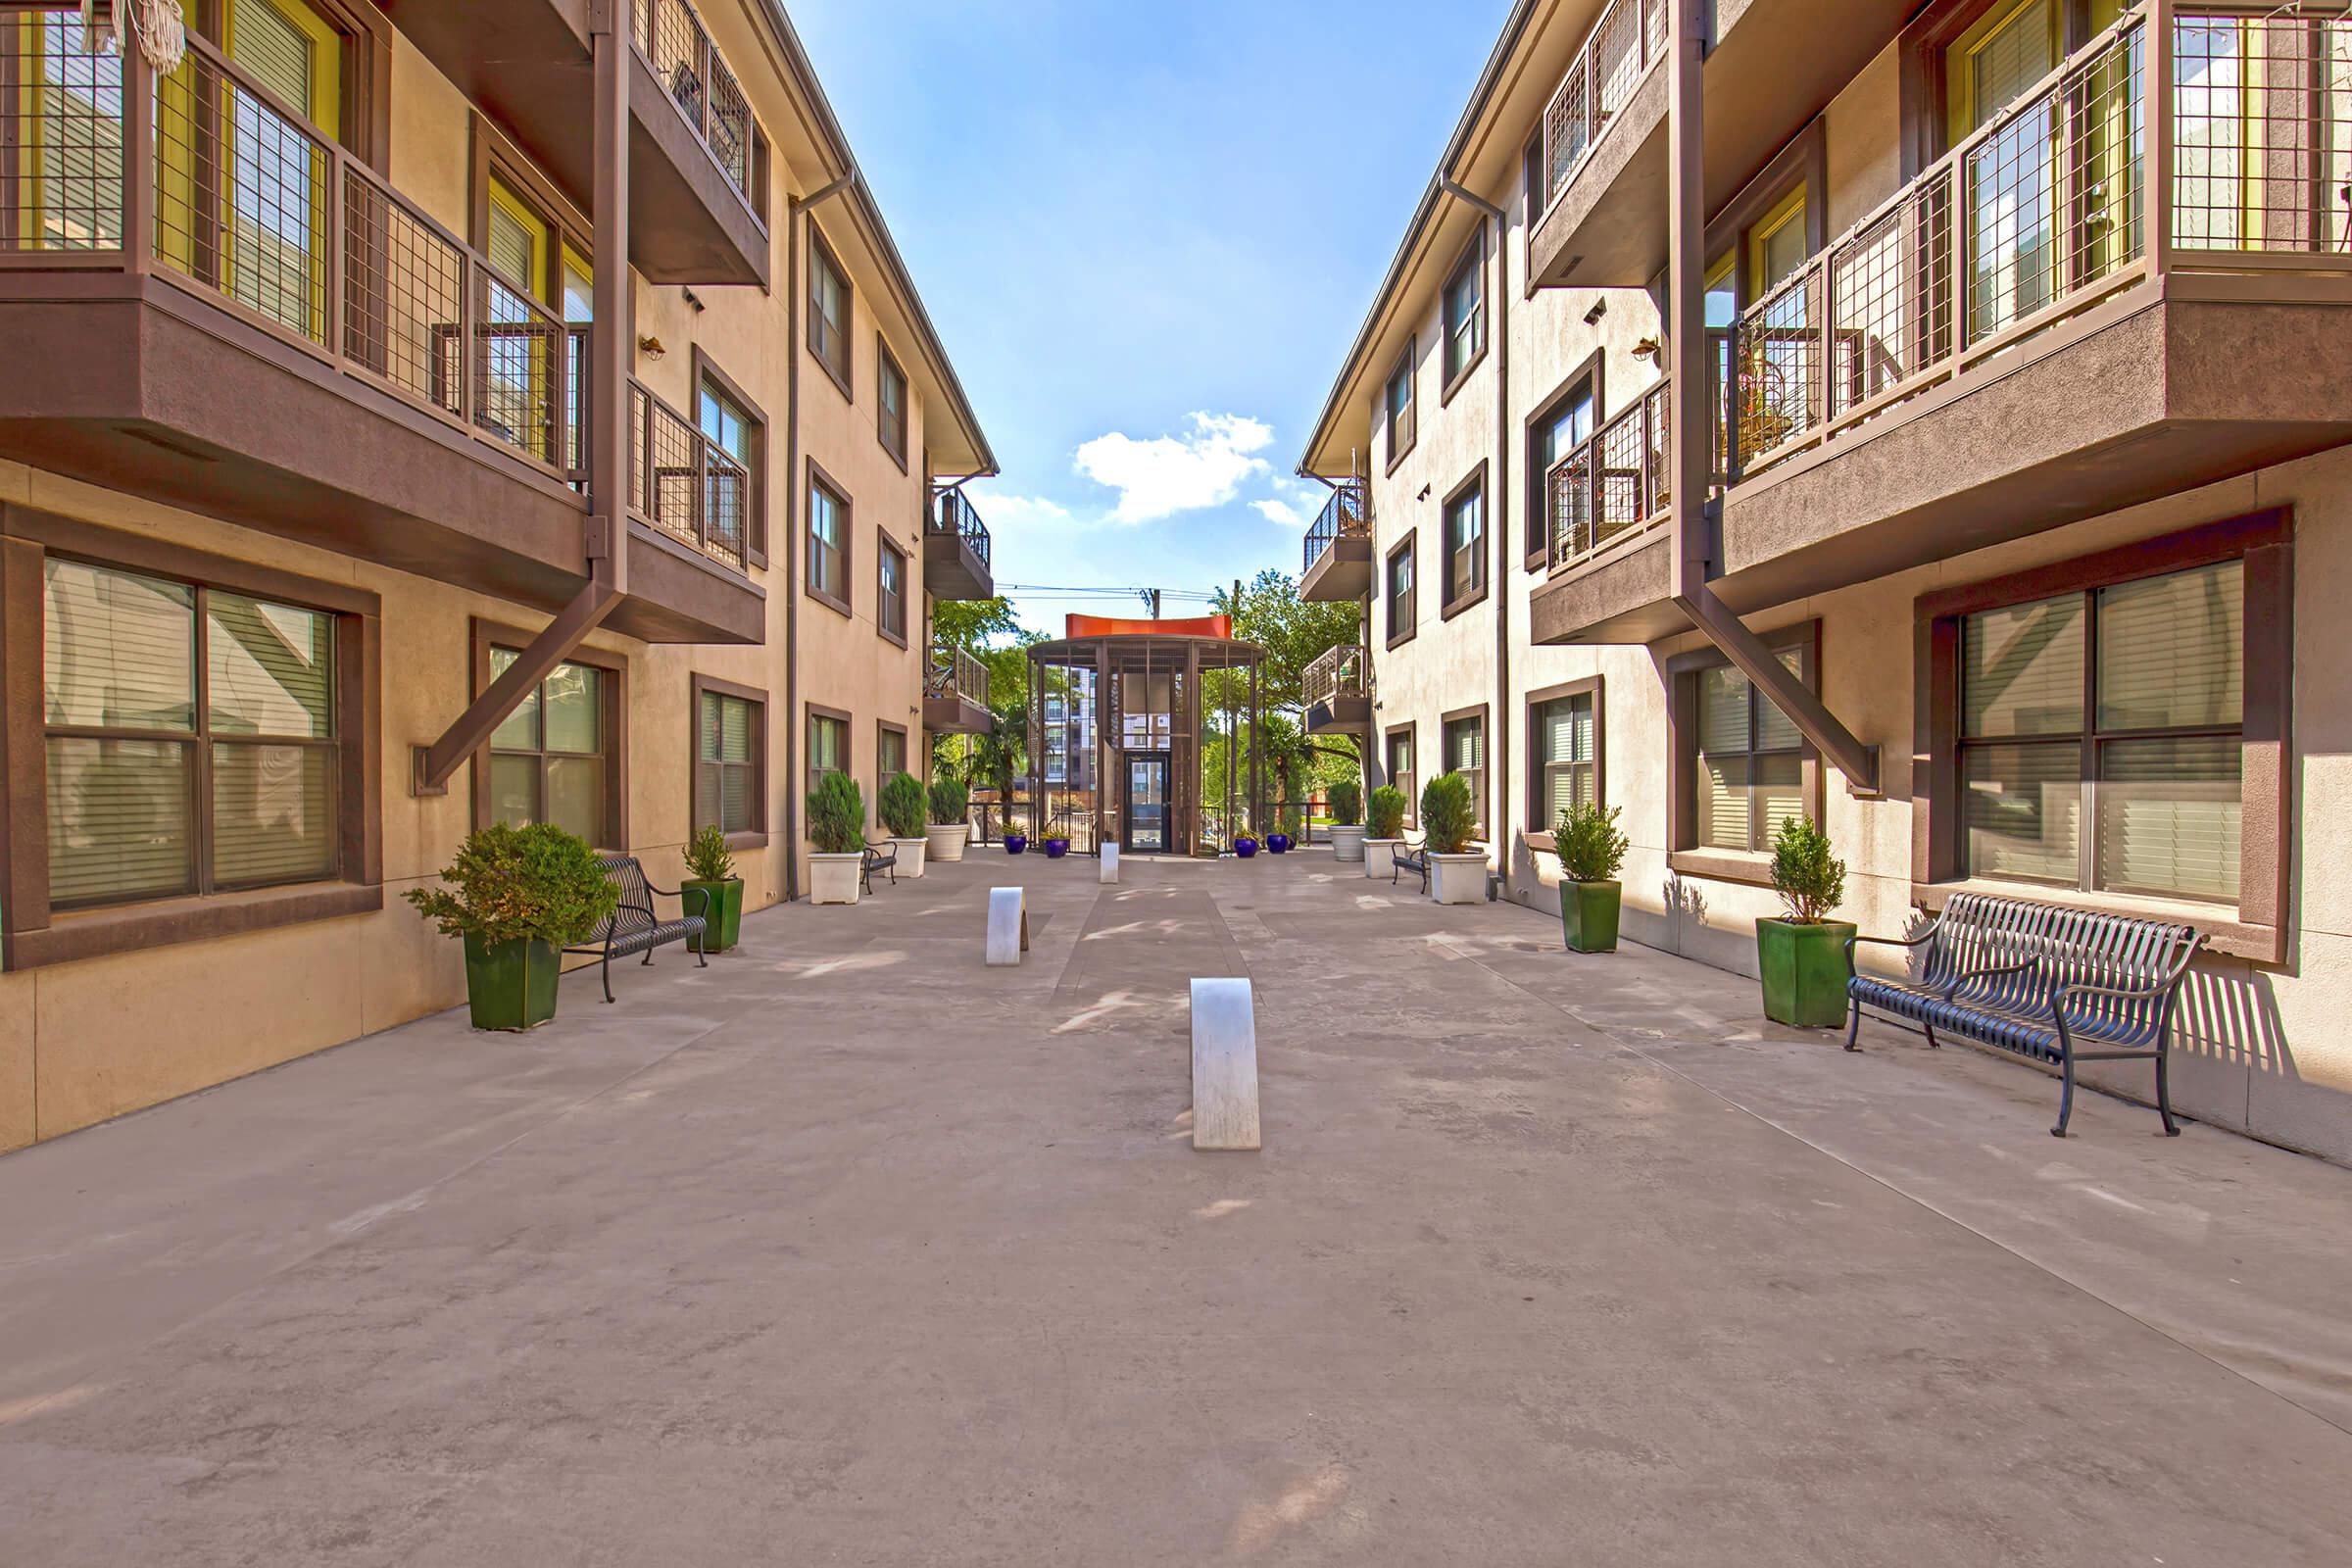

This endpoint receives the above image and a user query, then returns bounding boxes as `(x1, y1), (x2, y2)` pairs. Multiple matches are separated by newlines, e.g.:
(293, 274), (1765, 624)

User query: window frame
(1383, 720), (1418, 832)
(1524, 355), (1603, 569)
(1526, 676), (1605, 836)
(1699, 122), (1825, 319)
(807, 223), (854, 400)
(876, 528), (908, 648)
(691, 347), (769, 567)
(0, 507), (382, 971)
(806, 460), (853, 618)
(1385, 529), (1418, 651)
(690, 673), (767, 850)
(1666, 619), (1825, 885)
(1915, 509), (2292, 962)
(1439, 230), (1489, 404)
(1440, 463), (1489, 620)
(1440, 703), (1490, 843)
(1383, 337), (1417, 473)
(469, 114), (592, 307)
(186, 0), (394, 168)
(875, 719), (909, 831)
(806, 703), (852, 805)
(468, 619), (627, 851)
(876, 336), (909, 469)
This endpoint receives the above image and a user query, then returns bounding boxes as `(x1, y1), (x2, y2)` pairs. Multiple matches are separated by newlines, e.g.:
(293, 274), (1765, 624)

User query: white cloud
(1073, 412), (1274, 524)
(1251, 477), (1324, 529)
(966, 491), (1073, 531)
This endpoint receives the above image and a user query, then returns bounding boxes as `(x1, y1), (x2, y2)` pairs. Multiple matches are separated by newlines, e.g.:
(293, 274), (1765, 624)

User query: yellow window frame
(1746, 185), (1808, 298)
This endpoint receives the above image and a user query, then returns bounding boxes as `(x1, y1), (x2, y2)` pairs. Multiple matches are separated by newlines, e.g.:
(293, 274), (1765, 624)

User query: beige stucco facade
(0, 2), (994, 1152)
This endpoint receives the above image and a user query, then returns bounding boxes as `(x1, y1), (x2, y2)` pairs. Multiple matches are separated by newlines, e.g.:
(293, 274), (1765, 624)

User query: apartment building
(0, 0), (997, 1152)
(1301, 0), (2352, 1162)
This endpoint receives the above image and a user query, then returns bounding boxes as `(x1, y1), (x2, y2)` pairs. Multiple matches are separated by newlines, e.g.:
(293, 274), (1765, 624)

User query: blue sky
(787, 0), (1514, 634)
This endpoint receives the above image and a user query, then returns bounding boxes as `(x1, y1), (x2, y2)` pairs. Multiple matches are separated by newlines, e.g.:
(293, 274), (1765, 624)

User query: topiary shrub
(1552, 800), (1628, 883)
(879, 771), (926, 840)
(406, 822), (618, 948)
(1367, 785), (1407, 840)
(1327, 779), (1362, 828)
(1420, 772), (1476, 855)
(1769, 814), (1846, 923)
(808, 771), (867, 856)
(928, 776), (969, 827)
(684, 823), (736, 883)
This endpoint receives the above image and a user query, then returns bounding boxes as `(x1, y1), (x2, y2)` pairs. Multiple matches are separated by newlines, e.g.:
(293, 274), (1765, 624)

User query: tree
(930, 596), (1043, 784)
(1204, 569), (1365, 786)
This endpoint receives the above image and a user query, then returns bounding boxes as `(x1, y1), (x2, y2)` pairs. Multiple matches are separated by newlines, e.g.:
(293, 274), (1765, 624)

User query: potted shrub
(1551, 801), (1628, 954)
(1004, 830), (1029, 855)
(1327, 780), (1365, 863)
(1267, 805), (1299, 854)
(1363, 785), (1406, 879)
(879, 771), (929, 879)
(927, 778), (970, 862)
(1233, 833), (1259, 858)
(1756, 814), (1855, 1028)
(406, 822), (618, 1032)
(682, 824), (744, 954)
(807, 771), (867, 905)
(1421, 772), (1487, 905)
(1044, 836), (1071, 858)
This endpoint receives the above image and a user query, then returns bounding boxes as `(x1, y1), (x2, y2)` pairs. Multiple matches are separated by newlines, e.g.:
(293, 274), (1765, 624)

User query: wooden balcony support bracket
(1663, 0), (1879, 798)
(411, 578), (625, 795)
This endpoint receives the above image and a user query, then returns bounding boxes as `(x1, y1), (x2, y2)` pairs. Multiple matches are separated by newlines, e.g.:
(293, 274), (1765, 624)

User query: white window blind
(1537, 694), (1595, 827)
(698, 692), (757, 835)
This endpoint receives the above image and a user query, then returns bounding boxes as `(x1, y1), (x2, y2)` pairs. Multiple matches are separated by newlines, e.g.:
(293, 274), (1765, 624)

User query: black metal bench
(565, 855), (709, 1004)
(1844, 893), (2200, 1139)
(1391, 833), (1429, 895)
(861, 842), (897, 894)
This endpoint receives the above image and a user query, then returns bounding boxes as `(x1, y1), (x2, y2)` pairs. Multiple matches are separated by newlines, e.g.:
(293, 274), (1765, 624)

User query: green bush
(1770, 814), (1847, 924)
(928, 776), (969, 827)
(807, 771), (867, 856)
(1327, 779), (1362, 828)
(1552, 801), (1628, 883)
(405, 822), (618, 948)
(1366, 785), (1407, 840)
(879, 771), (926, 840)
(683, 823), (736, 883)
(1420, 772), (1476, 855)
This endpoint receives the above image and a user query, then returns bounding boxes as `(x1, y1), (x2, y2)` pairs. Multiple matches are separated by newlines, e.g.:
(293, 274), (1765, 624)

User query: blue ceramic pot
(1234, 838), (1259, 858)
(1267, 834), (1292, 854)
(1044, 838), (1070, 858)
(1005, 834), (1028, 855)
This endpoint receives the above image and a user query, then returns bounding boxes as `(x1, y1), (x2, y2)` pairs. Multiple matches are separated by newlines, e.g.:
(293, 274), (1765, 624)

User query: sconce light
(1416, 484), (1432, 502)
(1583, 299), (1607, 326)
(638, 335), (665, 361)
(683, 288), (707, 314)
(1632, 336), (1661, 364)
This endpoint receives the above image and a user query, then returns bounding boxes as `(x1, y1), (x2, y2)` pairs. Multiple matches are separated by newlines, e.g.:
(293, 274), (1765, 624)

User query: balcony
(925, 487), (995, 601)
(380, 0), (769, 285)
(924, 644), (993, 734)
(1530, 378), (1714, 646)
(0, 24), (760, 645)
(1302, 644), (1372, 735)
(1298, 482), (1372, 603)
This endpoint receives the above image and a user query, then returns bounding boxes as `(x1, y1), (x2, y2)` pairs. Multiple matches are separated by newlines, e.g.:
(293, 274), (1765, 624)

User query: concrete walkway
(3, 848), (2350, 1565)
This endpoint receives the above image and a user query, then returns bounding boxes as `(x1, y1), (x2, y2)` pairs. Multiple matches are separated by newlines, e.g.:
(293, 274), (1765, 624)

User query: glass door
(1126, 754), (1169, 854)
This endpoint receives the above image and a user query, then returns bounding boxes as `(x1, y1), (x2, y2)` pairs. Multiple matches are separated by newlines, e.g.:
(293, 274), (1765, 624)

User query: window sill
(720, 830), (769, 854)
(810, 345), (852, 403)
(1912, 879), (2283, 965)
(1386, 433), (1415, 475)
(878, 622), (908, 650)
(807, 583), (852, 619)
(1669, 848), (1776, 889)
(1386, 624), (1417, 651)
(1440, 583), (1490, 622)
(1439, 344), (1488, 409)
(8, 882), (382, 971)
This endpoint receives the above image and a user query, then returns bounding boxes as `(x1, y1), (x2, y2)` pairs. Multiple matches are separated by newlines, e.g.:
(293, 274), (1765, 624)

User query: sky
(785, 0), (1516, 635)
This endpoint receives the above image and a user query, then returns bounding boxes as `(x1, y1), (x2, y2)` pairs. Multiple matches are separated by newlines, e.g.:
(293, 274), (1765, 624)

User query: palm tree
(968, 703), (1027, 841)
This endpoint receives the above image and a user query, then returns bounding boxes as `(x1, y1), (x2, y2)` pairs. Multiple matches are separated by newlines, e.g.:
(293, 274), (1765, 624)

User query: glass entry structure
(1027, 617), (1265, 858)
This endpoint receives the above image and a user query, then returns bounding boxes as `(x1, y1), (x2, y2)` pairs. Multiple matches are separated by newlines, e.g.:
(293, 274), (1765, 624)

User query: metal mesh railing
(473, 265), (569, 468)
(928, 644), (990, 707)
(1733, 266), (1822, 465)
(930, 487), (993, 567)
(1827, 172), (1956, 417)
(342, 164), (466, 419)
(632, 0), (759, 212)
(2173, 10), (2352, 256)
(1302, 644), (1368, 709)
(1, 13), (124, 252)
(629, 382), (748, 571)
(1301, 481), (1370, 575)
(1548, 380), (1678, 571)
(1539, 0), (1668, 210)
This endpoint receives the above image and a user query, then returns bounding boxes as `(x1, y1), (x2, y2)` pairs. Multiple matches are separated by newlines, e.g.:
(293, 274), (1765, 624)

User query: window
(807, 708), (849, 799)
(1691, 648), (1808, 854)
(1385, 532), (1417, 648)
(1442, 236), (1486, 391)
(1532, 684), (1599, 830)
(877, 341), (909, 466)
(808, 466), (850, 613)
(1442, 473), (1486, 613)
(1384, 340), (1416, 468)
(486, 650), (614, 847)
(1957, 560), (2244, 904)
(878, 536), (907, 646)
(697, 374), (758, 563)
(876, 722), (908, 823)
(1527, 374), (1596, 563)
(41, 560), (339, 907)
(694, 678), (764, 841)
(1442, 710), (1486, 841)
(1747, 187), (1809, 298)
(1385, 725), (1416, 830)
(1948, 0), (2058, 145)
(808, 226), (852, 394)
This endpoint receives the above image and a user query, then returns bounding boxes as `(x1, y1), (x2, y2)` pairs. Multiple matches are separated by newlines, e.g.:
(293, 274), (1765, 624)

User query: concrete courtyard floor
(4, 848), (2352, 1565)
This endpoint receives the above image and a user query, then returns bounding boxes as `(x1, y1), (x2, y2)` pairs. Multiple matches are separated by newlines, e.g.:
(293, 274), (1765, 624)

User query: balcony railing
(1301, 481), (1371, 576)
(1302, 644), (1370, 710)
(929, 644), (991, 709)
(1549, 379), (1710, 572)
(930, 487), (993, 568)
(630, 0), (760, 217)
(1539, 0), (1669, 214)
(629, 383), (748, 571)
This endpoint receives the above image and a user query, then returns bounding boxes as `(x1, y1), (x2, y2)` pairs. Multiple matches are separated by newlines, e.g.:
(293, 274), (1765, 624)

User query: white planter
(809, 852), (863, 906)
(889, 837), (928, 879)
(1364, 838), (1400, 879)
(1430, 852), (1490, 906)
(1329, 825), (1366, 863)
(926, 822), (969, 862)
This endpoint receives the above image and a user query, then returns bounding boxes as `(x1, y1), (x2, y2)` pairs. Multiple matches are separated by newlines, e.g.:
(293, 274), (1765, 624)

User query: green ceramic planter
(1755, 918), (1857, 1028)
(1559, 879), (1622, 954)
(684, 878), (743, 953)
(462, 932), (562, 1032)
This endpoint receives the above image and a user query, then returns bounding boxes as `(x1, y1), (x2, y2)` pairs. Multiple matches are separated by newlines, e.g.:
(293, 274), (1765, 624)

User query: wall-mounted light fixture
(683, 288), (706, 314)
(1632, 336), (1661, 364)
(638, 335), (665, 361)
(1583, 299), (1607, 326)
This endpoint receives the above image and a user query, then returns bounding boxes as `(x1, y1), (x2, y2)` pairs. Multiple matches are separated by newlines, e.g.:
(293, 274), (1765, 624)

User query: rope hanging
(88, 0), (186, 74)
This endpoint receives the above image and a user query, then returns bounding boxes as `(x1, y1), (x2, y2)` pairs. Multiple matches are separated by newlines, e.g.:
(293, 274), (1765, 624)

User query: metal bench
(1844, 893), (2200, 1139)
(1391, 832), (1429, 895)
(565, 855), (709, 1004)
(861, 842), (897, 894)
